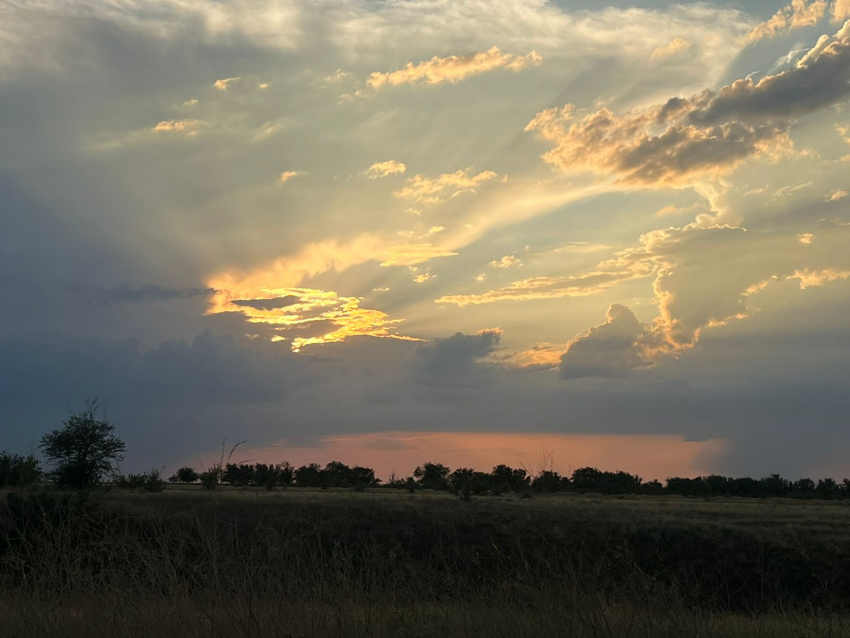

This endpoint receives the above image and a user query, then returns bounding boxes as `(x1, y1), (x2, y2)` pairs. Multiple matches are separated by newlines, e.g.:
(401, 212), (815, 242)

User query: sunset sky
(2, 0), (849, 480)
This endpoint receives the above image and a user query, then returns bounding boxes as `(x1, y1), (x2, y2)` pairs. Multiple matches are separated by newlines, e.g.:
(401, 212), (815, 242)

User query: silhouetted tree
(295, 463), (322, 487)
(169, 467), (199, 484)
(223, 463), (254, 487)
(278, 461), (294, 488)
(413, 462), (451, 490)
(39, 403), (125, 489)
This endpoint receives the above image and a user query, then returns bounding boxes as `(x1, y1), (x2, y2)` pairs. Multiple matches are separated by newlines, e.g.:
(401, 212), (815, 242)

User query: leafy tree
(39, 403), (126, 489)
(278, 461), (294, 488)
(295, 463), (322, 487)
(351, 465), (379, 488)
(321, 460), (354, 488)
(169, 467), (199, 484)
(0, 451), (41, 488)
(491, 465), (529, 493)
(223, 463), (255, 487)
(413, 462), (451, 490)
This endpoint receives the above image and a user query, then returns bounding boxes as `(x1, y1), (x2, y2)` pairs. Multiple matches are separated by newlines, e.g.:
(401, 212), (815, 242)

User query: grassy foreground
(3, 488), (850, 637)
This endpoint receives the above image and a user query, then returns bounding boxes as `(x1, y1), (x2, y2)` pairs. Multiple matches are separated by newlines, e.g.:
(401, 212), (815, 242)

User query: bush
(169, 467), (199, 484)
(0, 452), (41, 488)
(115, 469), (166, 492)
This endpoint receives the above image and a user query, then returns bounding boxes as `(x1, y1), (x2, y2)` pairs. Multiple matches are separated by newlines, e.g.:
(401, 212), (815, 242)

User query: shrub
(0, 451), (41, 488)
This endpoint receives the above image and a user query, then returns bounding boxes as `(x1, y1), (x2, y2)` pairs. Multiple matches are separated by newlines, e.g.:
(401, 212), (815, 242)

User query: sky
(1, 0), (849, 481)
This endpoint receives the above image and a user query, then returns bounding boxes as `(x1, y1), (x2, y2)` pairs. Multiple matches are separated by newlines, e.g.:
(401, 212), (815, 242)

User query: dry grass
(2, 488), (850, 637)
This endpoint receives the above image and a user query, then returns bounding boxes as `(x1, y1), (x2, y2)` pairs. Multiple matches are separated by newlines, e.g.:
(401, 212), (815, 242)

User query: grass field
(3, 487), (850, 637)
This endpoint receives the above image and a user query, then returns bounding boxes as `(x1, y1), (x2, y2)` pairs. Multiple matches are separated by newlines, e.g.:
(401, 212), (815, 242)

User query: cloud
(0, 330), (300, 409)
(836, 1), (850, 21)
(152, 119), (201, 134)
(526, 23), (849, 200)
(210, 286), (423, 351)
(213, 77), (241, 90)
(231, 295), (301, 310)
(651, 37), (692, 60)
(364, 160), (406, 179)
(278, 171), (301, 184)
(436, 269), (650, 307)
(367, 46), (541, 89)
(560, 305), (654, 379)
(747, 0), (828, 42)
(392, 169), (501, 203)
(498, 343), (563, 371)
(412, 329), (501, 384)
(787, 268), (850, 288)
(828, 189), (848, 201)
(489, 255), (522, 269)
(100, 284), (215, 303)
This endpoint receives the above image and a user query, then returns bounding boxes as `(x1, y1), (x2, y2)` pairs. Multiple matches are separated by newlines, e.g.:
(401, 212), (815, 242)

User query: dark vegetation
(4, 406), (850, 636)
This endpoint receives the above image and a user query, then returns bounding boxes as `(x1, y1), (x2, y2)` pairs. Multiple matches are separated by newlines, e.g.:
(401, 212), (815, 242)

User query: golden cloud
(364, 160), (406, 179)
(392, 169), (501, 203)
(746, 0), (827, 42)
(152, 119), (201, 134)
(208, 286), (422, 351)
(367, 46), (541, 89)
(651, 37), (692, 59)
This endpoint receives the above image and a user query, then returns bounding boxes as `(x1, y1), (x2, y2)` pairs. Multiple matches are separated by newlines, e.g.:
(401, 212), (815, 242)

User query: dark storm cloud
(0, 330), (300, 411)
(100, 284), (216, 303)
(412, 329), (501, 386)
(231, 295), (300, 310)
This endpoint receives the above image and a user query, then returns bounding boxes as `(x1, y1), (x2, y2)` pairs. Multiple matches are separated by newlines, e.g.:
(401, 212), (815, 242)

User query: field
(3, 487), (850, 637)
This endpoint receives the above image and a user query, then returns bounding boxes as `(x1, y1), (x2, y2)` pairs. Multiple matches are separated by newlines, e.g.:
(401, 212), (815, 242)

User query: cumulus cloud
(392, 169), (501, 204)
(524, 23), (850, 212)
(412, 329), (501, 384)
(560, 305), (654, 379)
(836, 0), (850, 21)
(651, 37), (692, 59)
(747, 0), (828, 42)
(367, 46), (541, 89)
(828, 189), (848, 201)
(364, 160), (406, 178)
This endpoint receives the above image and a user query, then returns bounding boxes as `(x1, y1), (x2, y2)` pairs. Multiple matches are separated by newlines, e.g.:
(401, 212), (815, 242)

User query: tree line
(3, 405), (850, 500)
